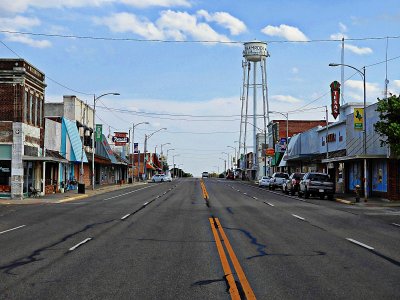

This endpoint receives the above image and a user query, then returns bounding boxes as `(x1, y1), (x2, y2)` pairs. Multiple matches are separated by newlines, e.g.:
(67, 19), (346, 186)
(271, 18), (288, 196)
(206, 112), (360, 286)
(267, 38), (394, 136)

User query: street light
(143, 128), (167, 180)
(227, 145), (237, 168)
(219, 157), (226, 175)
(166, 148), (175, 157)
(131, 122), (149, 183)
(92, 92), (120, 190)
(160, 143), (171, 155)
(221, 152), (230, 170)
(172, 154), (180, 178)
(329, 62), (367, 201)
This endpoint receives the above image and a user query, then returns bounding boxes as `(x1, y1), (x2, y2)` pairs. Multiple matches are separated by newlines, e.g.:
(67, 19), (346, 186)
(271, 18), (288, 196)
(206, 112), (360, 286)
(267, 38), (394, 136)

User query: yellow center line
(215, 218), (257, 300)
(200, 180), (209, 200)
(209, 218), (240, 300)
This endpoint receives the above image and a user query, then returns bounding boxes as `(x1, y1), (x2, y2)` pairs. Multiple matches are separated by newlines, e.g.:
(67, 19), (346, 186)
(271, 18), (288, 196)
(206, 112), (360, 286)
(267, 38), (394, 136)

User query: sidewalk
(0, 182), (147, 205)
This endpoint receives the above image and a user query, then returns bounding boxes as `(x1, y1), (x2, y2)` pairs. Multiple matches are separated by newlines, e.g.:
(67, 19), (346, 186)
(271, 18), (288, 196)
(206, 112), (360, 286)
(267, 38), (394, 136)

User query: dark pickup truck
(298, 172), (334, 200)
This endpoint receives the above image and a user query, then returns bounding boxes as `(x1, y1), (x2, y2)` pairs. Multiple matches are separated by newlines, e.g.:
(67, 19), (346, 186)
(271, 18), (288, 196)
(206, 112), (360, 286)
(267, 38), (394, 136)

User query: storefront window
(0, 161), (11, 185)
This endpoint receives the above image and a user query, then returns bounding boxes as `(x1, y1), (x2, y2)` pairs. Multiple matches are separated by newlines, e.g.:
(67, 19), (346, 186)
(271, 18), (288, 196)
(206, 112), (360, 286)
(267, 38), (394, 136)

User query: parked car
(269, 172), (289, 190)
(163, 174), (172, 182)
(202, 172), (209, 178)
(258, 176), (271, 188)
(283, 172), (305, 195)
(151, 174), (165, 183)
(298, 172), (334, 200)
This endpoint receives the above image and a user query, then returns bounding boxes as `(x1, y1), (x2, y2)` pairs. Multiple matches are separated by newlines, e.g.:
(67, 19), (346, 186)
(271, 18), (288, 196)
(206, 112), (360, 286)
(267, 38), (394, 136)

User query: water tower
(239, 41), (269, 180)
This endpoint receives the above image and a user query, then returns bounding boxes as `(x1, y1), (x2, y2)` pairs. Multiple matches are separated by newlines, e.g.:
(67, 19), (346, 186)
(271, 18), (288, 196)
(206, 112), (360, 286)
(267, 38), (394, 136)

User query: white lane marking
(163, 192), (167, 195)
(103, 186), (153, 201)
(265, 202), (274, 207)
(69, 238), (92, 251)
(237, 190), (240, 192)
(346, 238), (374, 250)
(253, 196), (258, 199)
(143, 201), (149, 206)
(292, 214), (305, 221)
(243, 192), (247, 195)
(121, 214), (131, 220)
(392, 223), (400, 227)
(0, 225), (26, 235)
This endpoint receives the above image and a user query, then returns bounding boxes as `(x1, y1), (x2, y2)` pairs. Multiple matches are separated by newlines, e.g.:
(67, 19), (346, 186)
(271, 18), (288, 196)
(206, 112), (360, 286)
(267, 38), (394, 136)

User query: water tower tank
(243, 41), (267, 62)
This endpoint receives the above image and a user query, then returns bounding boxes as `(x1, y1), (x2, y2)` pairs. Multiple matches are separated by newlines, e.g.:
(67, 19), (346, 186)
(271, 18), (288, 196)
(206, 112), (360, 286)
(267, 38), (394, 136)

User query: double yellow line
(209, 217), (256, 300)
(200, 179), (209, 200)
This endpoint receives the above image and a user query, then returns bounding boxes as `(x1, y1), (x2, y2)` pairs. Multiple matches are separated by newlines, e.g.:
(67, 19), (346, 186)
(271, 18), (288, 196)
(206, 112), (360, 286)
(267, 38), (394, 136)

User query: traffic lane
(204, 180), (400, 299)
(0, 182), (178, 288)
(223, 180), (400, 262)
(2, 179), (230, 300)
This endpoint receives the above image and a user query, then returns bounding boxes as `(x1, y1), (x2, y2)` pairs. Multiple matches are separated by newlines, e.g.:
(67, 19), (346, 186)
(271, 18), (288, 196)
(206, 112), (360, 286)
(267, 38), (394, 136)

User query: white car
(151, 174), (165, 183)
(258, 176), (271, 187)
(163, 174), (172, 182)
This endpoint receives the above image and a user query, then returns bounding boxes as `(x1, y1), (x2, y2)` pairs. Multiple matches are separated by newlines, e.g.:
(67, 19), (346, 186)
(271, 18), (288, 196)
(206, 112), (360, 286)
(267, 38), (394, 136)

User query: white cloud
(0, 15), (51, 48)
(346, 80), (382, 101)
(270, 95), (302, 104)
(197, 10), (246, 35)
(339, 22), (347, 32)
(390, 80), (400, 95)
(261, 24), (308, 41)
(96, 10), (232, 43)
(291, 67), (299, 74)
(330, 33), (348, 40)
(95, 12), (165, 39)
(344, 43), (373, 55)
(122, 0), (191, 8)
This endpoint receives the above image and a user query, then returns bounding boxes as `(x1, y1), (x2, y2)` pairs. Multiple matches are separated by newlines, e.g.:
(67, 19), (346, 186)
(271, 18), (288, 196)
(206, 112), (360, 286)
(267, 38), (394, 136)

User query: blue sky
(1, 0), (400, 176)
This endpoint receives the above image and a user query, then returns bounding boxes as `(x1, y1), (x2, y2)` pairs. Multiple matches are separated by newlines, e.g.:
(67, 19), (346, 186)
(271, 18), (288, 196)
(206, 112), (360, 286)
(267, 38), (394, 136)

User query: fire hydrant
(355, 185), (361, 203)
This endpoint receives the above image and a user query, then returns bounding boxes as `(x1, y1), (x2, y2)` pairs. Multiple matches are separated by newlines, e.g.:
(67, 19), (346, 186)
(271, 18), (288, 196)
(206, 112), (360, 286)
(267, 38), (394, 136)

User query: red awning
(146, 163), (155, 170)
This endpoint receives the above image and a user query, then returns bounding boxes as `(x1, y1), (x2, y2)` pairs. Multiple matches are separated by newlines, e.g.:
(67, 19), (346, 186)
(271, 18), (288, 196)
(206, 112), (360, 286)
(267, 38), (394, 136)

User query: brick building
(0, 59), (47, 198)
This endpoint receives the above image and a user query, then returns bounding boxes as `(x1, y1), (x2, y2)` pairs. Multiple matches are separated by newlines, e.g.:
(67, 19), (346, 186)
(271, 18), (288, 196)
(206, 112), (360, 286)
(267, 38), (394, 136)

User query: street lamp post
(92, 92), (120, 190)
(131, 122), (149, 183)
(221, 152), (230, 170)
(143, 128), (167, 181)
(160, 143), (171, 155)
(329, 63), (367, 201)
(227, 145), (237, 168)
(172, 154), (179, 178)
(219, 157), (226, 175)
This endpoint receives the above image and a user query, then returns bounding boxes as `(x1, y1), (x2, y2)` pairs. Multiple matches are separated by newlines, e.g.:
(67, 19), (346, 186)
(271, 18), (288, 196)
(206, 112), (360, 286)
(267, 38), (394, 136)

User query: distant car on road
(269, 172), (289, 190)
(283, 172), (305, 195)
(202, 172), (209, 178)
(258, 176), (271, 188)
(152, 174), (165, 183)
(163, 174), (172, 182)
(298, 172), (334, 200)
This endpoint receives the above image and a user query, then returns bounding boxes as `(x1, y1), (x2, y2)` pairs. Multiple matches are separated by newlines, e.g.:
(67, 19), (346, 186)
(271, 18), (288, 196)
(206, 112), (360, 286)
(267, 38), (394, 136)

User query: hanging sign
(354, 108), (364, 130)
(330, 81), (341, 119)
(112, 132), (129, 146)
(95, 124), (102, 141)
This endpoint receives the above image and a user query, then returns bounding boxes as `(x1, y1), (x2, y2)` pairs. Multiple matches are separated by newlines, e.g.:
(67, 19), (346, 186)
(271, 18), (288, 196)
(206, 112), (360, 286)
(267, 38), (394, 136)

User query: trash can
(78, 183), (85, 194)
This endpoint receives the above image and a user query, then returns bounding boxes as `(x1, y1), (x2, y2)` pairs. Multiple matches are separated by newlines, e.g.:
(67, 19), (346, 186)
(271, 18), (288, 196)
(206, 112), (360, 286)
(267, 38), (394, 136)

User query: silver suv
(298, 172), (334, 200)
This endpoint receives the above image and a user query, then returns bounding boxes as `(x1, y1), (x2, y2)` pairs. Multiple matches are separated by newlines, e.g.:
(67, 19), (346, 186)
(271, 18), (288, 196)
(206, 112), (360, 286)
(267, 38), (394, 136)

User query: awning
(146, 162), (155, 170)
(321, 154), (387, 163)
(23, 155), (68, 163)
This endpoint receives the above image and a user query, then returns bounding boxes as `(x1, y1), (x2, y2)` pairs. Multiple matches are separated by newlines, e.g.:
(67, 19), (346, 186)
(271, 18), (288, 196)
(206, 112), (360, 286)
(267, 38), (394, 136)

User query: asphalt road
(0, 178), (399, 299)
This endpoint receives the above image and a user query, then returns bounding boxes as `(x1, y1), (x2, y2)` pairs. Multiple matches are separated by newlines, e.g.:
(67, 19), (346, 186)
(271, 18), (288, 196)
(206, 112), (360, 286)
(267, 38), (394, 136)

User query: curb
(335, 198), (354, 205)
(57, 194), (89, 203)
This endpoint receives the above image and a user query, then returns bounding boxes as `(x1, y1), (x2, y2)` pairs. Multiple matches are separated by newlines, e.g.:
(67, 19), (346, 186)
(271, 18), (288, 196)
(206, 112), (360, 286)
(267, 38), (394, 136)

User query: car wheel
(290, 189), (295, 196)
(327, 194), (334, 200)
(268, 185), (272, 190)
(161, 179), (164, 182)
(319, 194), (325, 200)
(304, 190), (310, 199)
(152, 179), (155, 183)
(298, 192), (303, 198)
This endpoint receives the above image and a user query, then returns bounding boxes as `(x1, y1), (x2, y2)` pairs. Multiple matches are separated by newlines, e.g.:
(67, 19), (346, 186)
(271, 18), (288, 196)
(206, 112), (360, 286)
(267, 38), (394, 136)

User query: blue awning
(63, 118), (88, 163)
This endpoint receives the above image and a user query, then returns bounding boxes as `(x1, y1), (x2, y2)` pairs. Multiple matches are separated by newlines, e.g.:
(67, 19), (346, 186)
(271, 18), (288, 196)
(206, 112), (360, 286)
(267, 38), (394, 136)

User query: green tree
(374, 94), (400, 156)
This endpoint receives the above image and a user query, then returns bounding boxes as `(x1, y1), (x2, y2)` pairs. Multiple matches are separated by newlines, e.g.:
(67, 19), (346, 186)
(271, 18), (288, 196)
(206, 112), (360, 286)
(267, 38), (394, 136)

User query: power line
(2, 29), (400, 44)
(0, 40), (93, 96)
